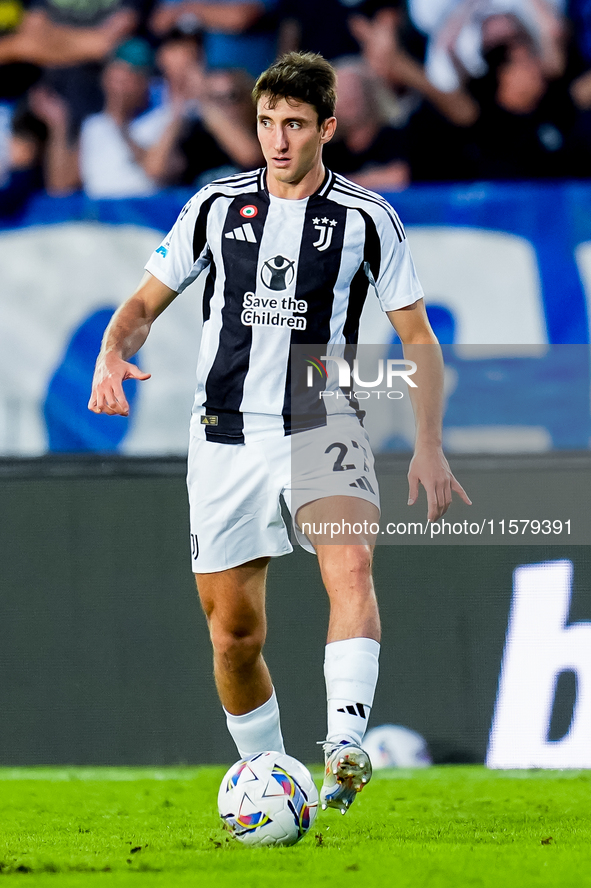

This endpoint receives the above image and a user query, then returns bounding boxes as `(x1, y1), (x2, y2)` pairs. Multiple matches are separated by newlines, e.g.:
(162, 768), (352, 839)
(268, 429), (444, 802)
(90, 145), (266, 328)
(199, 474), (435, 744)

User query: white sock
(224, 689), (285, 758)
(324, 638), (380, 746)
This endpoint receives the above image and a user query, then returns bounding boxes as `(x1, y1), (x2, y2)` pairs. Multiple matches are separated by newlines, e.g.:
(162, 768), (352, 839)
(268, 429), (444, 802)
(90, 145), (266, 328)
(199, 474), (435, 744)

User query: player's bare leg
(317, 543), (380, 644)
(196, 557), (285, 756)
(297, 496), (380, 812)
(297, 496), (381, 642)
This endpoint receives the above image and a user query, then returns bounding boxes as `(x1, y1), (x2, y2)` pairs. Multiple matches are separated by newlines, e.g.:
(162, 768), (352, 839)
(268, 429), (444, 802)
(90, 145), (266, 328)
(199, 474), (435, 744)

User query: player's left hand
(408, 445), (471, 522)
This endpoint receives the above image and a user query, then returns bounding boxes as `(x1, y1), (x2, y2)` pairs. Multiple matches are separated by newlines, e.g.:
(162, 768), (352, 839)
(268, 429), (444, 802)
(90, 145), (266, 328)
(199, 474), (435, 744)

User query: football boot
(319, 738), (372, 814)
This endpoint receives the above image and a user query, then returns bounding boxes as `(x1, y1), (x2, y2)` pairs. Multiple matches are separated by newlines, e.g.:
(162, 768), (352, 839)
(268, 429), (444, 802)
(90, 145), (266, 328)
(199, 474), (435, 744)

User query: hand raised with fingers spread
(407, 445), (471, 522)
(88, 352), (150, 417)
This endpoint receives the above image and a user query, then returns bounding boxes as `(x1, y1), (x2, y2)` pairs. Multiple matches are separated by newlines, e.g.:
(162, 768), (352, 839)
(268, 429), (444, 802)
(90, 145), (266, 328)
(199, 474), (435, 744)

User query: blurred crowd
(2, 0), (591, 215)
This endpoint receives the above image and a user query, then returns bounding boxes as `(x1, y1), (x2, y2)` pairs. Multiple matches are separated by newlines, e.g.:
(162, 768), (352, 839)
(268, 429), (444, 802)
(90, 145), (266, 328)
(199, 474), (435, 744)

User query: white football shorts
(187, 414), (380, 573)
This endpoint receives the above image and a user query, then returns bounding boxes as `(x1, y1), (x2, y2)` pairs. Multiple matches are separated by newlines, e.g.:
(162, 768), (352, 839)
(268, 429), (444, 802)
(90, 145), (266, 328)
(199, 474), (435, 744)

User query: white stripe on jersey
(241, 194), (308, 416)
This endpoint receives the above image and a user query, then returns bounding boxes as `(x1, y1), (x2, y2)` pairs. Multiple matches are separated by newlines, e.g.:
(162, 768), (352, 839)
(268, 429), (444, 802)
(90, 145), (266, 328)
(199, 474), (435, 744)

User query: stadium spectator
(277, 0), (421, 63)
(464, 37), (580, 178)
(27, 84), (78, 196)
(323, 59), (410, 190)
(156, 24), (207, 113)
(81, 38), (174, 197)
(0, 102), (46, 216)
(138, 26), (206, 184)
(349, 0), (572, 169)
(0, 0), (146, 134)
(144, 67), (263, 187)
(406, 0), (567, 94)
(0, 0), (41, 101)
(349, 6), (480, 127)
(347, 4), (478, 183)
(149, 0), (279, 77)
(36, 38), (174, 198)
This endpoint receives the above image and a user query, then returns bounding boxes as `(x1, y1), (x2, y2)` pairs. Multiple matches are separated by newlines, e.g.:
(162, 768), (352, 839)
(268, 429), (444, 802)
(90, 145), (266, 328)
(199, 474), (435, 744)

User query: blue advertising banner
(0, 181), (590, 455)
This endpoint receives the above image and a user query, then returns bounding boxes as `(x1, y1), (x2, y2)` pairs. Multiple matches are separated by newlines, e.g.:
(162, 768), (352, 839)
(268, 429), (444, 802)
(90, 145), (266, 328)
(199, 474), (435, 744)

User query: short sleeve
(371, 209), (424, 312)
(145, 190), (213, 293)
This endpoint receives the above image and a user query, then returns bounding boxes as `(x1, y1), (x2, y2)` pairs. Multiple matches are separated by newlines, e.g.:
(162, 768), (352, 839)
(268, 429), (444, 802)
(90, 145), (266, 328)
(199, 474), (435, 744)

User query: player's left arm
(387, 299), (471, 521)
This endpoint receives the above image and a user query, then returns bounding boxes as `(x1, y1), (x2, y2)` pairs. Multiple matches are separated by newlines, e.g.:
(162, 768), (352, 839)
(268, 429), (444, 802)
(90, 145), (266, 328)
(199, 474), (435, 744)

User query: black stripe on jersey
(341, 211), (381, 425)
(192, 193), (219, 263)
(332, 181), (405, 243)
(343, 262), (370, 344)
(358, 209), (381, 290)
(342, 208), (380, 340)
(202, 261), (216, 324)
(203, 191), (270, 444)
(282, 197), (349, 432)
(191, 182), (260, 264)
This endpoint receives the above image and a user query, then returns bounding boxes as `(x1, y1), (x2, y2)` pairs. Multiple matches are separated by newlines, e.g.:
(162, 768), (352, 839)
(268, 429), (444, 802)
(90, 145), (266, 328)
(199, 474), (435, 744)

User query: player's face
(257, 95), (336, 194)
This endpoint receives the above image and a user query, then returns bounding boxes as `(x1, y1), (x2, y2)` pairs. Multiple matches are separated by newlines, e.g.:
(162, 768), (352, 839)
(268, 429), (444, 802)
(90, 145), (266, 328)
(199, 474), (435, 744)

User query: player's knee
(210, 622), (265, 670)
(321, 544), (373, 586)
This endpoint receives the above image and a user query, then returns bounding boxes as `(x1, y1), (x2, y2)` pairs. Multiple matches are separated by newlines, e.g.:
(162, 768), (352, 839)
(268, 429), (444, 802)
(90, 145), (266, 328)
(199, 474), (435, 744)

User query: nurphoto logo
(306, 355), (418, 390)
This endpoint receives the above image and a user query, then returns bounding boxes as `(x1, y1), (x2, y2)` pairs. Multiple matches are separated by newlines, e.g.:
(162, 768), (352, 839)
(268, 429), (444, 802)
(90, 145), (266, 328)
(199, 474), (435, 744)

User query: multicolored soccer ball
(218, 751), (318, 846)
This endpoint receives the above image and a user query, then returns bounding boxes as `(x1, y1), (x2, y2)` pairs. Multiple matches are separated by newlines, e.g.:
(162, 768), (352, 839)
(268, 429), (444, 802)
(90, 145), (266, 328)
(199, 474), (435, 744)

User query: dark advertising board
(0, 458), (589, 767)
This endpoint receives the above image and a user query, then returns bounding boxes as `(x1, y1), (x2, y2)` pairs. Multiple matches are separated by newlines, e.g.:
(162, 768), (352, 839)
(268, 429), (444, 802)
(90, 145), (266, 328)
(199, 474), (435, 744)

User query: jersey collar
(262, 166), (335, 201)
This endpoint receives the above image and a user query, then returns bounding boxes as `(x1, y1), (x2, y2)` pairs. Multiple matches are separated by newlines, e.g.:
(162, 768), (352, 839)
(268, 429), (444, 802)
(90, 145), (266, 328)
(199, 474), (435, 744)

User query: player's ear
(320, 116), (337, 145)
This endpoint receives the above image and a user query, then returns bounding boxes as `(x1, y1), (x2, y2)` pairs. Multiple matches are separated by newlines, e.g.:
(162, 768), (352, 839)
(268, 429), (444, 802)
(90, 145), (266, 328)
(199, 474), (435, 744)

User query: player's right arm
(90, 183), (216, 415)
(88, 271), (177, 416)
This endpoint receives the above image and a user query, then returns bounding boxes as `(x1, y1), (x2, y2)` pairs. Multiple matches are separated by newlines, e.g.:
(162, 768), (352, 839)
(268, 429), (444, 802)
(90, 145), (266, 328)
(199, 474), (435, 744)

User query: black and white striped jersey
(145, 167), (424, 444)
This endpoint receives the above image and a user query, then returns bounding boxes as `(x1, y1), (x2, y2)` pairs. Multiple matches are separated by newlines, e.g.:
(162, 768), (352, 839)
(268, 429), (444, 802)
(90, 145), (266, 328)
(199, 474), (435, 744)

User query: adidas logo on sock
(225, 222), (257, 243)
(337, 703), (367, 718)
(349, 477), (375, 494)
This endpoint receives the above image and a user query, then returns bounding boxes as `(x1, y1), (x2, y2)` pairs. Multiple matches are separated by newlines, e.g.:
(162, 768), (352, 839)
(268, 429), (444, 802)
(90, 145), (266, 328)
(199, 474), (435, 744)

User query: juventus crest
(312, 217), (338, 252)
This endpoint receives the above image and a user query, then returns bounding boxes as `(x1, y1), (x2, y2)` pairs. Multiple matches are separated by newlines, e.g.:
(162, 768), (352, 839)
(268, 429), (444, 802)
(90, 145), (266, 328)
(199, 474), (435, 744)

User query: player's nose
(273, 127), (289, 152)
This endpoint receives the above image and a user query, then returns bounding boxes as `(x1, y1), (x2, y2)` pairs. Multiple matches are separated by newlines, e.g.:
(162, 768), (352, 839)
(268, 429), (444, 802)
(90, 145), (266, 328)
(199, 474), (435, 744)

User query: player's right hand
(88, 355), (151, 417)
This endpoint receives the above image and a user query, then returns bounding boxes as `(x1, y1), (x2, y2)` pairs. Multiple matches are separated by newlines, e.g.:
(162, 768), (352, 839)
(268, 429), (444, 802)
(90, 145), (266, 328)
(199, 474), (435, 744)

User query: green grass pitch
(1, 766), (591, 886)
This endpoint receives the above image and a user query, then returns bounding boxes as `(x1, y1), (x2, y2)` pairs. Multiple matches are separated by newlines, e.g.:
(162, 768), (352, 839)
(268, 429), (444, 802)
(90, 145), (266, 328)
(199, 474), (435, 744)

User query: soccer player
(89, 51), (470, 814)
